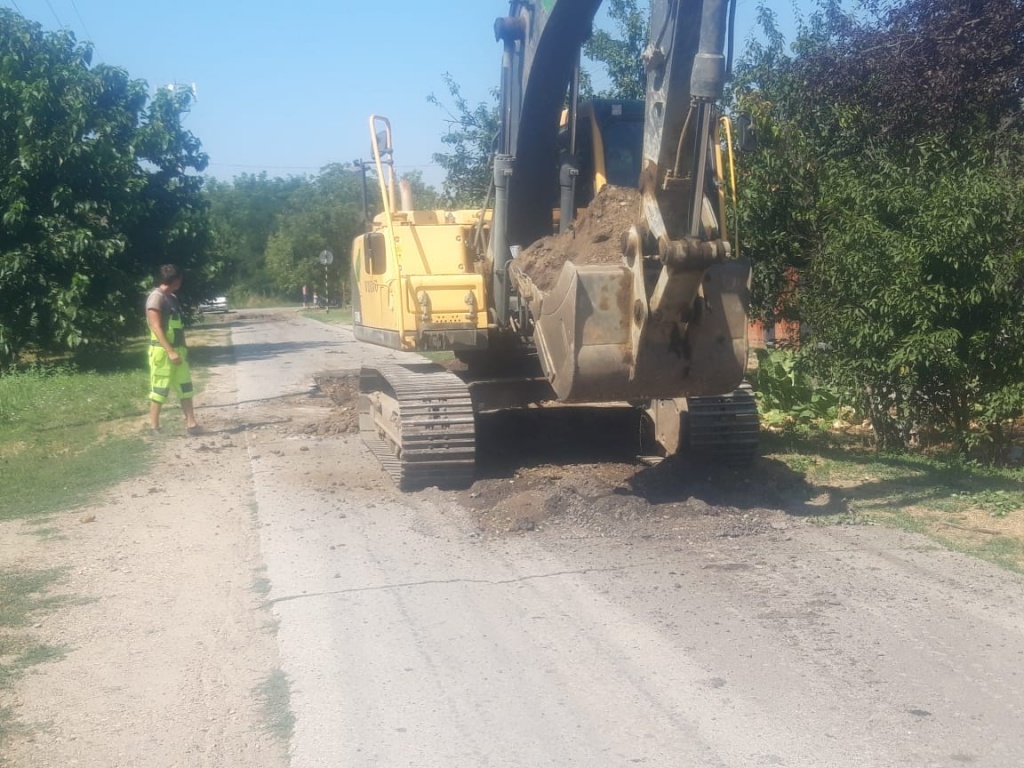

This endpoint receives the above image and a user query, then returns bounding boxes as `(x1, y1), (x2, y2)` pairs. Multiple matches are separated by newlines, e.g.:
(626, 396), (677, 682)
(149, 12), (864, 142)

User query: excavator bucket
(529, 261), (633, 402)
(514, 258), (751, 405)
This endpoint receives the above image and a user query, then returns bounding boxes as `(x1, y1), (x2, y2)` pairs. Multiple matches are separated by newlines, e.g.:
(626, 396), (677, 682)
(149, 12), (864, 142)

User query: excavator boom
(495, 0), (750, 403)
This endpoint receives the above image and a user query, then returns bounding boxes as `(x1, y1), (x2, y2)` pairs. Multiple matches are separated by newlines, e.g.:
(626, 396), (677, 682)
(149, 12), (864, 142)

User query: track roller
(358, 362), (476, 490)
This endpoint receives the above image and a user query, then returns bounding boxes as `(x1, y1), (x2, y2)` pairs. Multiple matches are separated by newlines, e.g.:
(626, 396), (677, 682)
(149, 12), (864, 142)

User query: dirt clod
(513, 185), (639, 293)
(309, 372), (361, 435)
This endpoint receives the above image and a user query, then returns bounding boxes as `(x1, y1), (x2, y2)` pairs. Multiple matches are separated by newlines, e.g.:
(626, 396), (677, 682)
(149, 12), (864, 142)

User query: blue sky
(3, 0), (805, 186)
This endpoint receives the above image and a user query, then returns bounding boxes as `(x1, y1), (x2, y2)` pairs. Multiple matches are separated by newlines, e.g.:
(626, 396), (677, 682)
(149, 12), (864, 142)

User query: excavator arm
(492, 0), (750, 403)
(493, 0), (731, 244)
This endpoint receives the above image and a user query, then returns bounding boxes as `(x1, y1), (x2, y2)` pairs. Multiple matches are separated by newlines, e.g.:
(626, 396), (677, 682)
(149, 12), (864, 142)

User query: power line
(42, 0), (64, 28)
(206, 162), (327, 171)
(68, 0), (93, 42)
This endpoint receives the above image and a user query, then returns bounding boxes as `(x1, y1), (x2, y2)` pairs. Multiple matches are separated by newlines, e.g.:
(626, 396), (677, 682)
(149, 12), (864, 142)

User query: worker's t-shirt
(146, 288), (185, 347)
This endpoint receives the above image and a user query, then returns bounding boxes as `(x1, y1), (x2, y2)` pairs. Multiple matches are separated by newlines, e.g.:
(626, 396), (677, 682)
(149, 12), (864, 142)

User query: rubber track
(360, 362), (476, 490)
(687, 384), (760, 466)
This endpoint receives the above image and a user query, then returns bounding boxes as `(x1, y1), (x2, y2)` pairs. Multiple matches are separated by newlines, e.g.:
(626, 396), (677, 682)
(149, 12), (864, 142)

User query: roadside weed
(256, 668), (295, 743)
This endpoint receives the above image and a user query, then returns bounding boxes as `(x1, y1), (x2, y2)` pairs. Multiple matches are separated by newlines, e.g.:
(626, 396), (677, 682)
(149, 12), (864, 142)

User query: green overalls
(148, 291), (194, 404)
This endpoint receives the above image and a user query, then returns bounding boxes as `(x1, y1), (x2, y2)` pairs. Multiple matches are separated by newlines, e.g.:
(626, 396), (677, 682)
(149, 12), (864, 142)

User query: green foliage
(206, 173), (305, 298)
(803, 136), (1024, 452)
(263, 164), (368, 300)
(206, 163), (430, 302)
(428, 3), (649, 205)
(944, 489), (1019, 519)
(428, 74), (499, 208)
(732, 0), (1024, 456)
(0, 9), (211, 367)
(730, 5), (820, 321)
(583, 0), (648, 100)
(751, 348), (841, 430)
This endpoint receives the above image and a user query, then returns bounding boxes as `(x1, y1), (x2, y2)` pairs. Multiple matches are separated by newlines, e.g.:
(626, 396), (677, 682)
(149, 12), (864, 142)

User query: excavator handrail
(368, 115), (399, 261)
(718, 114), (739, 259)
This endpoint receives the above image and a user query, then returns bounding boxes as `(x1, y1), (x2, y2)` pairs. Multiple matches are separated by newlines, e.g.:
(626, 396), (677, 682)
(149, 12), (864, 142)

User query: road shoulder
(0, 333), (287, 768)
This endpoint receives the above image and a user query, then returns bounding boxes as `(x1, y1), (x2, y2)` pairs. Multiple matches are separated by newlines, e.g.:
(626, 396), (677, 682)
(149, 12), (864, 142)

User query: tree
(427, 3), (650, 205)
(728, 4), (821, 322)
(732, 0), (1024, 453)
(428, 74), (499, 208)
(583, 0), (648, 99)
(206, 173), (306, 299)
(262, 164), (369, 302)
(0, 9), (210, 366)
(209, 163), (434, 305)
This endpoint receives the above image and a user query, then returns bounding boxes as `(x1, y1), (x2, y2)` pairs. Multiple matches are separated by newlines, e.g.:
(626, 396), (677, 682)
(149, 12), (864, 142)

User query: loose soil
(316, 359), (795, 542)
(454, 407), (806, 539)
(512, 184), (640, 294)
(307, 371), (361, 436)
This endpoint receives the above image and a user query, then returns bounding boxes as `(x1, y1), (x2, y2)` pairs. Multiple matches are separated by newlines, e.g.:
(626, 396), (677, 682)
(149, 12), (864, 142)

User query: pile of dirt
(458, 460), (782, 541)
(455, 407), (790, 539)
(307, 372), (360, 435)
(513, 184), (639, 293)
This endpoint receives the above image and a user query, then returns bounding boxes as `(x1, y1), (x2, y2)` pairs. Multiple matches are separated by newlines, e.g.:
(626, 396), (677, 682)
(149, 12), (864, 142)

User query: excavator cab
(563, 99), (646, 208)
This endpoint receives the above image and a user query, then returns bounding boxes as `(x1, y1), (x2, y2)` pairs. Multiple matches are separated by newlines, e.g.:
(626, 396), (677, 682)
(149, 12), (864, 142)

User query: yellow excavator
(352, 0), (757, 489)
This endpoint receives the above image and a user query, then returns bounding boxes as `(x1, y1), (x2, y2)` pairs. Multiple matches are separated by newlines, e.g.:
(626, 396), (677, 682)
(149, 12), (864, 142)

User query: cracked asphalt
(229, 311), (1024, 768)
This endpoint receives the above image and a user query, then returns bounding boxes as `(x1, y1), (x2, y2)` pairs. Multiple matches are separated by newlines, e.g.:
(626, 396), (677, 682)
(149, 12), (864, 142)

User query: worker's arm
(147, 308), (181, 364)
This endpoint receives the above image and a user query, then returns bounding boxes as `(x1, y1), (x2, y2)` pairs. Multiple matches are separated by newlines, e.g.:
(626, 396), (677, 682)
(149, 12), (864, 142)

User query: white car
(199, 296), (229, 314)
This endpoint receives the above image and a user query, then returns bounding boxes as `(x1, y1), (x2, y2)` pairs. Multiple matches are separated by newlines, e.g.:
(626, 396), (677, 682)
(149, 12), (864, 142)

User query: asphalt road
(231, 311), (1024, 768)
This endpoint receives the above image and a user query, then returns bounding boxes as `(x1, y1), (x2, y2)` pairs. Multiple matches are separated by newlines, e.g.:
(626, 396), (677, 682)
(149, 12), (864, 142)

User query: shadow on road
(472, 408), (834, 518)
(190, 339), (354, 367)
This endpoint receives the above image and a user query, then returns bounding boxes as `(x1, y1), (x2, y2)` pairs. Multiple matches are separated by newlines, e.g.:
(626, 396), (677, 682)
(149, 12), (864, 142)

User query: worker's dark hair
(158, 264), (182, 285)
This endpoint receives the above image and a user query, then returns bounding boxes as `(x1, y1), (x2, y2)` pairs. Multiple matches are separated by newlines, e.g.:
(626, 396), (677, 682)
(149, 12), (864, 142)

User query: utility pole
(318, 250), (334, 314)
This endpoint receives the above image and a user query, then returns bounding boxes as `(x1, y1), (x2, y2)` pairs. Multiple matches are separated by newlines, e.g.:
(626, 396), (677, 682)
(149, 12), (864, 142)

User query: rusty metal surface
(532, 263), (632, 402)
(527, 258), (750, 404)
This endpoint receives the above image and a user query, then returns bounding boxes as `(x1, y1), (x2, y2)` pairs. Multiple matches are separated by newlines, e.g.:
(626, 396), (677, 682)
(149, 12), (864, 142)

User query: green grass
(255, 668), (295, 743)
(0, 569), (68, 629)
(0, 344), (154, 522)
(0, 568), (71, 743)
(762, 432), (1024, 571)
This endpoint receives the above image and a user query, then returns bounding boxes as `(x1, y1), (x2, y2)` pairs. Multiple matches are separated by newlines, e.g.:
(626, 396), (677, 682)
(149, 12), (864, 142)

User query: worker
(146, 264), (200, 436)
